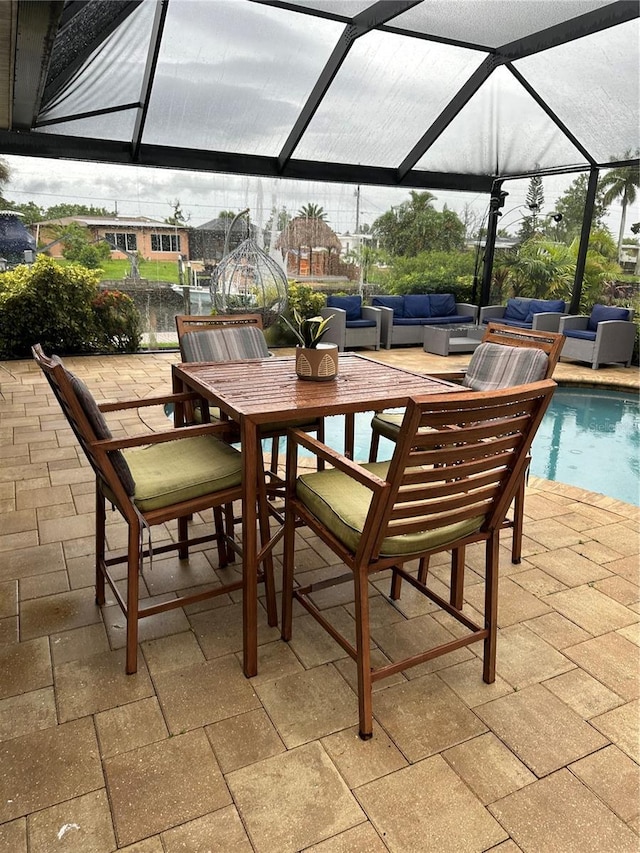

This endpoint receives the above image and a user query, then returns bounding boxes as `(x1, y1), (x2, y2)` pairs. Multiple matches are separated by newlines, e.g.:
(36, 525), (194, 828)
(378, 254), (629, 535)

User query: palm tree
(296, 203), (327, 222)
(599, 150), (640, 259)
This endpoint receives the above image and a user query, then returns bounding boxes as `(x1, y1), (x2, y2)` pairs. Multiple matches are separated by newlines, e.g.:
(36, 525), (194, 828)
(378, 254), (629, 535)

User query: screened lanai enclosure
(0, 0), (638, 311)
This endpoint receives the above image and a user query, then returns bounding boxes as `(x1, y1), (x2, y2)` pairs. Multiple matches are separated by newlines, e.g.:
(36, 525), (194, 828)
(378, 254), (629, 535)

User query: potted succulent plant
(283, 309), (338, 380)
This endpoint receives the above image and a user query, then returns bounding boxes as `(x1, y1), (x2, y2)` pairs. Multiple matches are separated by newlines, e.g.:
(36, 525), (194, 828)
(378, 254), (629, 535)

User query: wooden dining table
(172, 352), (461, 677)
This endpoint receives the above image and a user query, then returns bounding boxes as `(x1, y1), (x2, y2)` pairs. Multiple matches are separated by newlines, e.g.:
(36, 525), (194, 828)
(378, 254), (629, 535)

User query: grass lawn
(97, 258), (181, 283)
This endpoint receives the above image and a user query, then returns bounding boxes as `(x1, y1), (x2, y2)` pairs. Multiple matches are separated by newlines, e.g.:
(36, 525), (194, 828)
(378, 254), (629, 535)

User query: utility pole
(354, 185), (360, 233)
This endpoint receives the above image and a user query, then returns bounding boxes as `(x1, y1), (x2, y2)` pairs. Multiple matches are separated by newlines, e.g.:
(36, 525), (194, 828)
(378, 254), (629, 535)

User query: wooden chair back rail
(483, 322), (564, 374)
(175, 313), (264, 340)
(365, 387), (548, 559)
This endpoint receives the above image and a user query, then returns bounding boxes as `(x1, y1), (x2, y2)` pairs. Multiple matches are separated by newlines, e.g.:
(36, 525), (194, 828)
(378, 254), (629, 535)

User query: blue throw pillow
(404, 294), (431, 319)
(526, 298), (566, 323)
(327, 295), (361, 321)
(372, 295), (405, 317)
(587, 304), (630, 331)
(503, 299), (530, 322)
(429, 293), (456, 317)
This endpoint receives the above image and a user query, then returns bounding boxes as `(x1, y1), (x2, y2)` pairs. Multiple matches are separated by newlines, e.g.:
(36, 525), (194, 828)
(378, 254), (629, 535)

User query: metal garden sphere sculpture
(211, 212), (288, 328)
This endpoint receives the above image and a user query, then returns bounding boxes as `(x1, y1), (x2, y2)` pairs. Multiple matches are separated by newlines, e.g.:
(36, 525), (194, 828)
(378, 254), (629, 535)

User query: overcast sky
(3, 153), (637, 245)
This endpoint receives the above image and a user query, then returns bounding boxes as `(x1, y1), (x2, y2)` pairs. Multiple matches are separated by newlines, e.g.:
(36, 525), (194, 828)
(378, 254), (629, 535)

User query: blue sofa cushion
(393, 318), (428, 326)
(327, 295), (361, 321)
(525, 298), (566, 323)
(500, 318), (533, 329)
(503, 299), (531, 323)
(422, 315), (474, 325)
(587, 304), (630, 331)
(404, 294), (431, 319)
(372, 296), (404, 317)
(345, 319), (377, 328)
(564, 329), (597, 341)
(429, 293), (456, 317)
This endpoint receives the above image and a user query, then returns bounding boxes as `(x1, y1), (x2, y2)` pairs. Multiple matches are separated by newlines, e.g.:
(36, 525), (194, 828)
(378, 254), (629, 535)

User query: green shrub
(0, 256), (142, 357)
(92, 289), (142, 353)
(0, 256), (100, 357)
(385, 251), (475, 302)
(276, 281), (327, 345)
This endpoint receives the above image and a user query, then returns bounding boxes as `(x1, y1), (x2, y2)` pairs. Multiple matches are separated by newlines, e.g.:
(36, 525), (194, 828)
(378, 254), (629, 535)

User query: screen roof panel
(143, 0), (344, 155)
(514, 18), (640, 162)
(387, 0), (613, 48)
(415, 67), (588, 175)
(294, 30), (485, 167)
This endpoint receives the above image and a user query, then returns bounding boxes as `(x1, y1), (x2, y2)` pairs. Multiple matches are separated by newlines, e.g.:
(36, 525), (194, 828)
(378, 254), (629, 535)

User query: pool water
(293, 387), (640, 506)
(529, 386), (639, 505)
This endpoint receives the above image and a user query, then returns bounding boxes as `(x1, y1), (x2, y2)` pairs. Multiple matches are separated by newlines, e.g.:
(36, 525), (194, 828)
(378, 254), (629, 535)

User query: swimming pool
(294, 386), (640, 506)
(529, 386), (639, 505)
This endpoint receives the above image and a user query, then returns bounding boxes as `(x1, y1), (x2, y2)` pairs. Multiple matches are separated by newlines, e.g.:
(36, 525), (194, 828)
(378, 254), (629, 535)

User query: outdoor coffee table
(423, 324), (485, 356)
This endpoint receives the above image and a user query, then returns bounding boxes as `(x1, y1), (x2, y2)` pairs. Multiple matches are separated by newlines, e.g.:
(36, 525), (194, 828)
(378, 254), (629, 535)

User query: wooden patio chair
(174, 313), (325, 476)
(32, 344), (277, 675)
(282, 381), (556, 738)
(369, 323), (565, 566)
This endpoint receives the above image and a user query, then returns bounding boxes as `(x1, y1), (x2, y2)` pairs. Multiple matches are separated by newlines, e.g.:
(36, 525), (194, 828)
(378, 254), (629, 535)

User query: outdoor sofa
(371, 293), (478, 349)
(479, 297), (567, 331)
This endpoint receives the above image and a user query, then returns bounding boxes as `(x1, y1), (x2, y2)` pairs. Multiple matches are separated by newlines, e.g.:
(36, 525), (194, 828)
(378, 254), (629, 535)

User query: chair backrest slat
(361, 382), (555, 560)
(175, 313), (270, 362)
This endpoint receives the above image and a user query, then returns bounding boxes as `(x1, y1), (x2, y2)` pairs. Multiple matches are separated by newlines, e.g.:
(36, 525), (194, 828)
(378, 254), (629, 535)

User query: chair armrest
(375, 306), (394, 348)
(427, 371), (465, 383)
(361, 306), (382, 326)
(95, 420), (237, 452)
(320, 307), (347, 349)
(594, 319), (636, 342)
(455, 303), (478, 321)
(99, 391), (200, 413)
(532, 312), (564, 332)
(479, 305), (505, 323)
(559, 315), (589, 332)
(288, 428), (388, 492)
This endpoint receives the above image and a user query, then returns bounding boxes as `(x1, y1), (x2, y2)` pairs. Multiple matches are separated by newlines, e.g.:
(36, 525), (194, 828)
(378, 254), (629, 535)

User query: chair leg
(417, 555), (430, 586)
(256, 443), (278, 627)
(177, 516), (189, 560)
(511, 473), (526, 564)
(213, 506), (229, 568)
(281, 507), (297, 641)
(126, 523), (141, 675)
(269, 436), (280, 476)
(389, 566), (402, 600)
(95, 484), (106, 606)
(316, 420), (325, 471)
(353, 562), (374, 740)
(483, 532), (499, 684)
(450, 548), (465, 610)
(368, 429), (380, 463)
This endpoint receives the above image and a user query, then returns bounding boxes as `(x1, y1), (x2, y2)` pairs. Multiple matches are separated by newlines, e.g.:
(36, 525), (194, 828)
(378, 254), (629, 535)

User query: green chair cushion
(297, 462), (483, 557)
(370, 411), (403, 441)
(123, 434), (242, 512)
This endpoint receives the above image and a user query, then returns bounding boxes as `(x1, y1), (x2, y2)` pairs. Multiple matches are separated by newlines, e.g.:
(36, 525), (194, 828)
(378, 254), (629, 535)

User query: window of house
(104, 232), (137, 252)
(151, 233), (181, 252)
